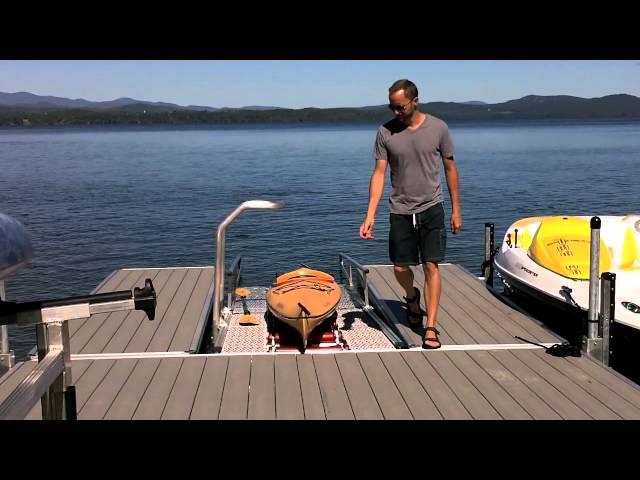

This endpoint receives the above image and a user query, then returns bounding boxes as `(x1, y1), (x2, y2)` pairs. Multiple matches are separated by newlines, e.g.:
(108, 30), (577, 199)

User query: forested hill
(1, 93), (640, 127)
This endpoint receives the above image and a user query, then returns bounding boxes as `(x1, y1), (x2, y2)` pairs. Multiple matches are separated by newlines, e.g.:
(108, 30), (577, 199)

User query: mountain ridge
(2, 92), (640, 126)
(4, 91), (637, 112)
(0, 91), (290, 111)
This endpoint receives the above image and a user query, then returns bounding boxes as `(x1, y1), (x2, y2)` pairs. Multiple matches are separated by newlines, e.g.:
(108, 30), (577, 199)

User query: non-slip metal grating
(221, 285), (394, 353)
(336, 308), (395, 350)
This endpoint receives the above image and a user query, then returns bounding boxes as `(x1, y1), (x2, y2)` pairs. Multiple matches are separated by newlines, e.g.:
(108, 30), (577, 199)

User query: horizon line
(0, 91), (637, 111)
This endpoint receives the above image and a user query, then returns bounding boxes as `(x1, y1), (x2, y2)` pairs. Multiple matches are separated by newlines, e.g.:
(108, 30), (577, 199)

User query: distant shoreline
(2, 117), (640, 132)
(3, 93), (640, 128)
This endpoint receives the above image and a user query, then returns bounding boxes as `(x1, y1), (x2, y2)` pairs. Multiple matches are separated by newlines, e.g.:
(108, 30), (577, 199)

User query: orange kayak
(266, 268), (342, 348)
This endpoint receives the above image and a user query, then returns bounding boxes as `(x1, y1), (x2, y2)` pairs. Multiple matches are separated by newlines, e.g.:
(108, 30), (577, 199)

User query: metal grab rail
(337, 253), (406, 348)
(0, 350), (64, 420)
(225, 255), (242, 309)
(338, 253), (370, 309)
(212, 201), (284, 344)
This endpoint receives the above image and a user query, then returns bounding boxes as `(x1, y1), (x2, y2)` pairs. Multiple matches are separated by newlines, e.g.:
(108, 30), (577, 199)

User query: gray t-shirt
(373, 114), (455, 215)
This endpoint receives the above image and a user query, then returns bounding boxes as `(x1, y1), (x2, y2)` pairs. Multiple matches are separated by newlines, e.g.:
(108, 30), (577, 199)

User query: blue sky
(1, 60), (639, 109)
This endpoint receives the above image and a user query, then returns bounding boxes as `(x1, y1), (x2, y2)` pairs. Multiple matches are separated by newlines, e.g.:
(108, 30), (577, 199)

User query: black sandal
(422, 326), (441, 349)
(403, 287), (424, 327)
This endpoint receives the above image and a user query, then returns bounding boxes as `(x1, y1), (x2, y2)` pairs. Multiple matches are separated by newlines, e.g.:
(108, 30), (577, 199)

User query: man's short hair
(389, 79), (418, 99)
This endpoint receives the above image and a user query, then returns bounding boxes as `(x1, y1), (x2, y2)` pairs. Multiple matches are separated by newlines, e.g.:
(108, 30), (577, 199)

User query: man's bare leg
(422, 261), (441, 347)
(393, 266), (421, 317)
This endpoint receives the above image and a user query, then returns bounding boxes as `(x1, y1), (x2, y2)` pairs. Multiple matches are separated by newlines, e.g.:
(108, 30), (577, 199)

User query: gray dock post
(0, 280), (15, 373)
(599, 272), (616, 366)
(584, 216), (601, 356)
(483, 223), (495, 286)
(36, 320), (73, 420)
(0, 212), (33, 373)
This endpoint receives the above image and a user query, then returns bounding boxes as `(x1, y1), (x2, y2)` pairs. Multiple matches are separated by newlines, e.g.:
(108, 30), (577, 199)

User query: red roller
(308, 331), (337, 343)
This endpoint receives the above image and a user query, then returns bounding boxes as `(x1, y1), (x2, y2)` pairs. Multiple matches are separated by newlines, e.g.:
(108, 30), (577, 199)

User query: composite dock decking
(367, 264), (563, 348)
(68, 267), (215, 355)
(3, 262), (640, 420)
(4, 348), (640, 420)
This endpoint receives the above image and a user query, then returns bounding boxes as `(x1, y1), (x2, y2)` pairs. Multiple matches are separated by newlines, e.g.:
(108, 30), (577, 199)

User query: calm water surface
(1, 120), (638, 358)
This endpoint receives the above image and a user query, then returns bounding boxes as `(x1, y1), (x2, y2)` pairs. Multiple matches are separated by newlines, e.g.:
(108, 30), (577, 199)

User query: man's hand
(360, 218), (375, 239)
(451, 211), (462, 234)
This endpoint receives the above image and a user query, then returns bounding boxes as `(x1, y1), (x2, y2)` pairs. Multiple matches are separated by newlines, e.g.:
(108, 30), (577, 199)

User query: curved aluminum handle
(242, 200), (284, 210)
(212, 200), (285, 341)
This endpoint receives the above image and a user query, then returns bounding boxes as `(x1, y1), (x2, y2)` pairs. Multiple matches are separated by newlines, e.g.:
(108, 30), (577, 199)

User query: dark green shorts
(389, 203), (447, 266)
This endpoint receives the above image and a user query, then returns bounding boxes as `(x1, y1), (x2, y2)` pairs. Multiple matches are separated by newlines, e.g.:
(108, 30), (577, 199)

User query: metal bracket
(0, 350), (15, 373)
(582, 336), (604, 362)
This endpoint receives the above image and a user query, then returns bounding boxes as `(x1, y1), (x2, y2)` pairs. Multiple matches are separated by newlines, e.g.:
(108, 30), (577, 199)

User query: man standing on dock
(360, 79), (462, 349)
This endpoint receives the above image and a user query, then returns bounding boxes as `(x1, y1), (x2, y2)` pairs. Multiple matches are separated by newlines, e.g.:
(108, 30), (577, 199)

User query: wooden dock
(3, 263), (640, 420)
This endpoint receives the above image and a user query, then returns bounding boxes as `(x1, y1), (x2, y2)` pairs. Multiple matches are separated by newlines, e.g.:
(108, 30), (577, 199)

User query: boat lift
(0, 212), (157, 420)
(482, 218), (618, 366)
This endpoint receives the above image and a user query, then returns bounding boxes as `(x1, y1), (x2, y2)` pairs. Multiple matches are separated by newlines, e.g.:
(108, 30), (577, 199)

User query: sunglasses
(388, 99), (413, 113)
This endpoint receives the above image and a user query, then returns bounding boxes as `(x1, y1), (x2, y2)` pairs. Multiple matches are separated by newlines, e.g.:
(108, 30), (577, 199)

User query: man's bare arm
(360, 159), (388, 239)
(443, 156), (462, 234)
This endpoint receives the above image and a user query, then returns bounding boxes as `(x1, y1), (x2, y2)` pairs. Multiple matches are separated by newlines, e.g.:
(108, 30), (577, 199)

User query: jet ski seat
(528, 216), (611, 280)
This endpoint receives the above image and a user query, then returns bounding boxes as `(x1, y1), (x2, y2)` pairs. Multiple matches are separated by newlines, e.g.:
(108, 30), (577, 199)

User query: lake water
(1, 120), (639, 359)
